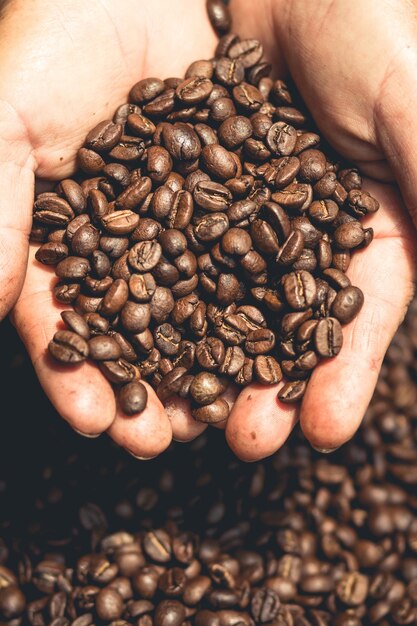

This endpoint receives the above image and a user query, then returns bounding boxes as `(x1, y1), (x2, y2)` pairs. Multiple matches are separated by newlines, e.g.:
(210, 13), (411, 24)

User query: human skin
(0, 0), (414, 459)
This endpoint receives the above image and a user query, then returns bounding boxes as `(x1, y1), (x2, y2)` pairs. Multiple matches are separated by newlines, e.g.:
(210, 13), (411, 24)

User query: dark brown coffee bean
(61, 311), (90, 340)
(193, 398), (230, 423)
(334, 222), (365, 249)
(218, 116), (253, 150)
(167, 189), (194, 230)
(251, 588), (280, 623)
(58, 178), (86, 214)
(263, 201), (291, 241)
(250, 219), (279, 255)
(309, 199), (339, 224)
(210, 96), (237, 124)
(194, 212), (229, 242)
(215, 57), (245, 86)
(154, 599), (186, 626)
(54, 282), (80, 303)
(228, 38), (263, 68)
(331, 286), (364, 324)
(196, 337), (225, 371)
(190, 371), (224, 406)
(336, 573), (369, 607)
(128, 241), (162, 272)
(119, 382), (148, 416)
(218, 346), (245, 376)
(130, 77), (165, 103)
(254, 356), (282, 385)
(176, 77), (213, 104)
(99, 359), (138, 384)
(283, 271), (317, 310)
(277, 380), (307, 403)
(121, 302), (151, 333)
(88, 336), (122, 361)
(150, 287), (175, 323)
(147, 146), (173, 183)
(202, 145), (238, 180)
(245, 328), (275, 355)
(154, 324), (181, 357)
(35, 242), (69, 265)
(162, 123), (202, 161)
(266, 122), (297, 156)
(85, 121), (123, 152)
(347, 189), (379, 216)
(49, 330), (89, 364)
(314, 317), (343, 357)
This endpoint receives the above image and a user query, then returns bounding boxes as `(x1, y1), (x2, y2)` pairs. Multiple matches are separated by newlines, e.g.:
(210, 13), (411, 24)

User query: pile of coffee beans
(32, 0), (379, 420)
(1, 298), (417, 626)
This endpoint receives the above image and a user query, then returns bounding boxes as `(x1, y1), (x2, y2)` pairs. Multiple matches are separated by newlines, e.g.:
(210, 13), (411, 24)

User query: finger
(226, 382), (298, 461)
(12, 247), (116, 436)
(164, 396), (207, 443)
(108, 382), (172, 459)
(0, 101), (35, 320)
(301, 180), (416, 449)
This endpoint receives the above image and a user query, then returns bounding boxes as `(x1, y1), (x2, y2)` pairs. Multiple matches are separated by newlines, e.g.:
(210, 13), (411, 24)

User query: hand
(2, 0), (217, 457)
(224, 0), (416, 459)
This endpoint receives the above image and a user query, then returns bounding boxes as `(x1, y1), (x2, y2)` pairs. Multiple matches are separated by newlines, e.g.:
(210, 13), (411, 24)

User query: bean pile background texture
(1, 297), (417, 625)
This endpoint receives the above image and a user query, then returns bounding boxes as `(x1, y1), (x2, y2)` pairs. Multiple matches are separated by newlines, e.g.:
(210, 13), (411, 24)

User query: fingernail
(73, 428), (101, 439)
(125, 449), (156, 461)
(311, 445), (340, 454)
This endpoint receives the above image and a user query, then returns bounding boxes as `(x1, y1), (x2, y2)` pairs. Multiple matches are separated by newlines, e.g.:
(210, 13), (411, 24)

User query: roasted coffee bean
(250, 219), (279, 255)
(35, 242), (69, 265)
(314, 317), (343, 357)
(331, 286), (364, 324)
(162, 122), (202, 161)
(56, 256), (90, 280)
(176, 77), (213, 105)
(215, 57), (245, 86)
(218, 116), (252, 150)
(193, 398), (230, 423)
(49, 330), (89, 364)
(334, 222), (365, 249)
(254, 356), (282, 385)
(85, 121), (123, 152)
(129, 241), (162, 272)
(119, 382), (148, 416)
(121, 302), (151, 333)
(190, 372), (224, 406)
(278, 380), (307, 403)
(266, 122), (297, 156)
(283, 271), (317, 310)
(100, 279), (129, 317)
(88, 336), (122, 361)
(202, 145), (238, 180)
(196, 337), (225, 371)
(308, 199), (339, 224)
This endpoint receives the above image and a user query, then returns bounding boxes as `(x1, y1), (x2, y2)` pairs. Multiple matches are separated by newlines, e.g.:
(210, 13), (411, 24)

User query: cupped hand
(2, 0), (217, 457)
(225, 0), (417, 459)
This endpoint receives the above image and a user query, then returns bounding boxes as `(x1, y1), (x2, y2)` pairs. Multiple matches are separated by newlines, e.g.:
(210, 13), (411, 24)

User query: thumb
(373, 45), (417, 229)
(0, 99), (35, 320)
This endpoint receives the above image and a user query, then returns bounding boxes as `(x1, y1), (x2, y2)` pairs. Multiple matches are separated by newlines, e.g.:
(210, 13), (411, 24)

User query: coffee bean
(334, 222), (365, 249)
(119, 382), (148, 416)
(154, 599), (186, 626)
(35, 242), (69, 265)
(277, 380), (307, 403)
(96, 587), (124, 621)
(192, 398), (230, 423)
(121, 302), (151, 333)
(254, 356), (282, 384)
(228, 39), (263, 68)
(314, 317), (343, 357)
(331, 286), (364, 324)
(215, 57), (245, 86)
(251, 588), (280, 623)
(218, 116), (252, 150)
(162, 123), (202, 161)
(190, 372), (224, 406)
(202, 145), (238, 180)
(49, 330), (89, 364)
(130, 77), (165, 103)
(266, 122), (297, 156)
(196, 337), (225, 371)
(85, 121), (123, 152)
(176, 77), (213, 104)
(283, 271), (317, 310)
(128, 241), (162, 272)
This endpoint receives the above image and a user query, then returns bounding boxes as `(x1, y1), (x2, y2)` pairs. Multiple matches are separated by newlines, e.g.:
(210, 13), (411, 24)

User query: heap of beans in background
(32, 0), (379, 421)
(1, 299), (417, 625)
